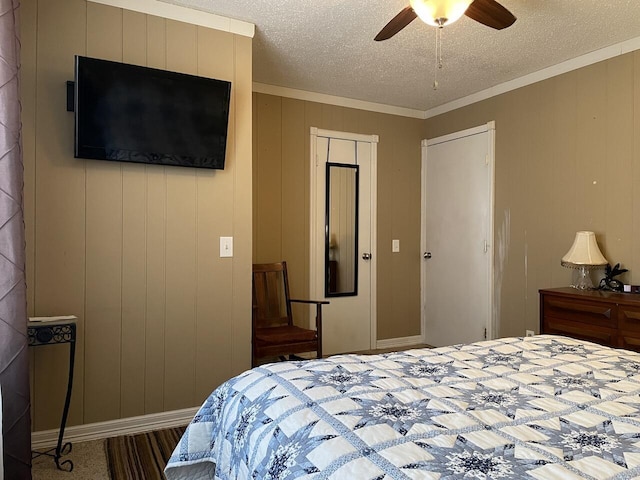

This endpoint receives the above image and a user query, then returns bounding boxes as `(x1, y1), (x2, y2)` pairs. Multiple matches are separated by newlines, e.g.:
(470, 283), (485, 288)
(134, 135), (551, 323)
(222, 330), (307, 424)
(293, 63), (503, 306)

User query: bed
(165, 335), (640, 479)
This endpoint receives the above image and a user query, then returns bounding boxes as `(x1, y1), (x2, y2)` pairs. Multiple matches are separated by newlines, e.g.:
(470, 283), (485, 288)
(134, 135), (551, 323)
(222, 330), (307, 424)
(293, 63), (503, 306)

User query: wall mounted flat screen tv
(74, 55), (231, 169)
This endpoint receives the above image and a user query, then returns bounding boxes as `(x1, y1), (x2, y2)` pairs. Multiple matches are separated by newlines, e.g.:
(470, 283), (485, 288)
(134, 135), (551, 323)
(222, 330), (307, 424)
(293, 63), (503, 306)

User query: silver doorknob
(423, 252), (432, 259)
(362, 253), (372, 260)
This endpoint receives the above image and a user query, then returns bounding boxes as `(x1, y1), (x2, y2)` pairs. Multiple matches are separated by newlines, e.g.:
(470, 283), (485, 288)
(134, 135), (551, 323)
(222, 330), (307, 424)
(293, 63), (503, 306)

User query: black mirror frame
(324, 161), (359, 297)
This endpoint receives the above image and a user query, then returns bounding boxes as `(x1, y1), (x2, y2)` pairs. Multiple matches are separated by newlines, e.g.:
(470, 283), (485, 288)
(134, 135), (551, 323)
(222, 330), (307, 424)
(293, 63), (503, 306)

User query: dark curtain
(0, 0), (32, 478)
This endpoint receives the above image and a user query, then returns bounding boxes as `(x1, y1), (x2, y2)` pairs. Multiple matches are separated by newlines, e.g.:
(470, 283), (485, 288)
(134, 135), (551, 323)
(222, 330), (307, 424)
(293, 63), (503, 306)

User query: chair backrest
(252, 262), (293, 329)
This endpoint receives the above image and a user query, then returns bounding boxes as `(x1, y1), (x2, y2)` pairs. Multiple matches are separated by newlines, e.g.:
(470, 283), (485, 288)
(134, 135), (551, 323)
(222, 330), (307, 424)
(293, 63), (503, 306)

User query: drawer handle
(621, 310), (640, 321)
(547, 299), (611, 318)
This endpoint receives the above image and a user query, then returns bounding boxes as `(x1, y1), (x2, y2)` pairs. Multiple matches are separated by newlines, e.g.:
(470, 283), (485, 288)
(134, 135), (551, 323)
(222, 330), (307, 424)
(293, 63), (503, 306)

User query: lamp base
(570, 266), (595, 290)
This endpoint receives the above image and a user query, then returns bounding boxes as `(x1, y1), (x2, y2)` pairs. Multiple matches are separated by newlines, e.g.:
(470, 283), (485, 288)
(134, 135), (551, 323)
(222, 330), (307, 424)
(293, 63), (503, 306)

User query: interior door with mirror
(310, 128), (378, 355)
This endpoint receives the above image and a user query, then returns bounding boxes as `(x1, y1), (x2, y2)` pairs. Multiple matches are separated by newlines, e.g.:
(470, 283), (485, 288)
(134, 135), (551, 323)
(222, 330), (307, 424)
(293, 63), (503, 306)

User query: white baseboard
(31, 407), (199, 450)
(376, 335), (424, 350)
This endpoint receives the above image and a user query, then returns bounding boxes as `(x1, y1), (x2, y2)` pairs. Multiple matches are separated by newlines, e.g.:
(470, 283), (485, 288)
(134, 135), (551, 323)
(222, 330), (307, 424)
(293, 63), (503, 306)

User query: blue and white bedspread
(165, 335), (640, 479)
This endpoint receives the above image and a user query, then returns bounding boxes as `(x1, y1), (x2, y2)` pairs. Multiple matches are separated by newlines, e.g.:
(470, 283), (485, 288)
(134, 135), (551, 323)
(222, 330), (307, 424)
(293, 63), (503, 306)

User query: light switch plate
(220, 236), (233, 257)
(392, 239), (400, 253)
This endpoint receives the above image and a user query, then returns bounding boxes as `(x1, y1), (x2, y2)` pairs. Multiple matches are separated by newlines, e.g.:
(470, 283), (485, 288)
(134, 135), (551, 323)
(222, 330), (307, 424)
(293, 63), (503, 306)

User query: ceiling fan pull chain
(438, 25), (443, 70)
(433, 25), (443, 90)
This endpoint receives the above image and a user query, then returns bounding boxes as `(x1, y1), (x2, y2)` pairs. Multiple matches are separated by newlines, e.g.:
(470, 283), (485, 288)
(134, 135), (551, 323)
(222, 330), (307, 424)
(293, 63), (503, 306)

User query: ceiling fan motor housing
(409, 0), (474, 27)
(374, 0), (516, 42)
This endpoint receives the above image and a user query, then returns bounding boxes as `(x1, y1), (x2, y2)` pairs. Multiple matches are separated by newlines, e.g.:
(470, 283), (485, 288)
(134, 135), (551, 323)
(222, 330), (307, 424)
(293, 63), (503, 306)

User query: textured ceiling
(160, 0), (640, 111)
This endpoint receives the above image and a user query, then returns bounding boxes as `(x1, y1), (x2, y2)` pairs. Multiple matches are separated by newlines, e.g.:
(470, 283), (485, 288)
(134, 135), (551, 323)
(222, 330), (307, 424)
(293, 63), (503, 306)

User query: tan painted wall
(252, 93), (424, 340)
(424, 52), (640, 339)
(21, 0), (252, 430)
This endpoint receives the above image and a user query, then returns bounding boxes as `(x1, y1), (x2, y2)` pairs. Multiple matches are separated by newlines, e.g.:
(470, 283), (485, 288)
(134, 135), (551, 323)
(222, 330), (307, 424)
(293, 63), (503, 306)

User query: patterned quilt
(164, 335), (640, 480)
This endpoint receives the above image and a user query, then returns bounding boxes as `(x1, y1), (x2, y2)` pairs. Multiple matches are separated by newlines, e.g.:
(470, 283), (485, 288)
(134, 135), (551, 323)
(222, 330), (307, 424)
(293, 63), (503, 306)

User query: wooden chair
(252, 261), (329, 367)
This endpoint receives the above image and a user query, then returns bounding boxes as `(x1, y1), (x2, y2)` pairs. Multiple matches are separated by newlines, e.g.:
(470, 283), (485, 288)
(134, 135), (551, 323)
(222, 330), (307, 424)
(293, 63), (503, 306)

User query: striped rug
(105, 426), (186, 480)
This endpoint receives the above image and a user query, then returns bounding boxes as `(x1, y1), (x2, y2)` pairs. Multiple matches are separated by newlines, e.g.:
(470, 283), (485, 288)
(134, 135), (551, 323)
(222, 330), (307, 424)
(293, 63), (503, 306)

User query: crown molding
(257, 35), (640, 120)
(424, 35), (640, 119)
(253, 83), (426, 119)
(88, 0), (255, 37)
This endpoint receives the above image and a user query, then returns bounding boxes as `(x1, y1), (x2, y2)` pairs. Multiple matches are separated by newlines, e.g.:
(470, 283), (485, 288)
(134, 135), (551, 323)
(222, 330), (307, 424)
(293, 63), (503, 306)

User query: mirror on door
(325, 162), (359, 297)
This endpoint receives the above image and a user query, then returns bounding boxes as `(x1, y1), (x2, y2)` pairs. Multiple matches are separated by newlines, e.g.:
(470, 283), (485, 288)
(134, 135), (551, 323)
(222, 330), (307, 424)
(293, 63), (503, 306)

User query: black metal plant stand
(28, 318), (77, 472)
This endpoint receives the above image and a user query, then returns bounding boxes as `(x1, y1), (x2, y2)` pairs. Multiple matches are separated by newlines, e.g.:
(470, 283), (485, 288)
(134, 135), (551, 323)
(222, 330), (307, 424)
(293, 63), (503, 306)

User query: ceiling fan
(374, 0), (516, 41)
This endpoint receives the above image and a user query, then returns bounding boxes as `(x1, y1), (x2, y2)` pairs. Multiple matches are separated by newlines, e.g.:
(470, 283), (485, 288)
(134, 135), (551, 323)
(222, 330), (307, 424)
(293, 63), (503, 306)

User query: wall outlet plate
(525, 330), (535, 337)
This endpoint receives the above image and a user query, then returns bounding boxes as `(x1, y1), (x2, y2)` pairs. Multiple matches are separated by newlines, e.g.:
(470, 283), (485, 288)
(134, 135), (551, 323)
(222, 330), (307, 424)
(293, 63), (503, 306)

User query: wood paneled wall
(252, 94), (424, 340)
(21, 0), (252, 430)
(424, 52), (640, 339)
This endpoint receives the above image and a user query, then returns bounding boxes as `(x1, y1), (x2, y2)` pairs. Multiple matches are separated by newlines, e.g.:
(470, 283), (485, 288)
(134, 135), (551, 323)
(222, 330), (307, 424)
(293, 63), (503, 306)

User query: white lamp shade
(409, 0), (474, 26)
(561, 231), (608, 267)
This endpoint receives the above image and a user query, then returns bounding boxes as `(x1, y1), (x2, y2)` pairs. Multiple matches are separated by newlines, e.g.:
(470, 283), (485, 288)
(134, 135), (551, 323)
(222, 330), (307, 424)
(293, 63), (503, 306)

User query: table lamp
(561, 231), (608, 290)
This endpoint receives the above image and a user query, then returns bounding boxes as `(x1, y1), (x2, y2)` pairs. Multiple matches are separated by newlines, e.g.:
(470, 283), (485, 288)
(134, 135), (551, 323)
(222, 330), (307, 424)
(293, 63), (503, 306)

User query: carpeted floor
(32, 426), (185, 480)
(32, 439), (109, 480)
(105, 427), (185, 480)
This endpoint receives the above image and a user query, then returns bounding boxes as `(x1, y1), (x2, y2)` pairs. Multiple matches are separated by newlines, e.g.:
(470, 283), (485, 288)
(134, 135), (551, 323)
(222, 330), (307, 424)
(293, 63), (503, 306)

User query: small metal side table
(28, 317), (77, 472)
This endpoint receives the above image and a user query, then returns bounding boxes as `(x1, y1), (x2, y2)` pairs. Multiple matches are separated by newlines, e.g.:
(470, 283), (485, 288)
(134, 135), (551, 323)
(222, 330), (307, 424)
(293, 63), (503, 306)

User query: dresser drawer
(543, 296), (615, 329)
(543, 317), (617, 347)
(619, 333), (640, 353)
(541, 288), (640, 350)
(618, 304), (640, 332)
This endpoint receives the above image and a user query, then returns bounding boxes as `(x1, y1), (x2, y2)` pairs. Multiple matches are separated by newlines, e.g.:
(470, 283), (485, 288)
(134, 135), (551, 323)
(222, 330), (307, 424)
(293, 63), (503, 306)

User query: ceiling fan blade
(374, 6), (417, 41)
(464, 0), (516, 30)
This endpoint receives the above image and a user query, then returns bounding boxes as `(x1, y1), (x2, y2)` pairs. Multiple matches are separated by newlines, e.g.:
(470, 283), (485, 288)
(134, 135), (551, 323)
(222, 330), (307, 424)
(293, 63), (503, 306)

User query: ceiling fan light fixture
(409, 0), (474, 27)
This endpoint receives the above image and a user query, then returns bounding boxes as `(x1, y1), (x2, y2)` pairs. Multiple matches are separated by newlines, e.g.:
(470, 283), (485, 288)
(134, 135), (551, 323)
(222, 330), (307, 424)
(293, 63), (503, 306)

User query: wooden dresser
(540, 287), (640, 352)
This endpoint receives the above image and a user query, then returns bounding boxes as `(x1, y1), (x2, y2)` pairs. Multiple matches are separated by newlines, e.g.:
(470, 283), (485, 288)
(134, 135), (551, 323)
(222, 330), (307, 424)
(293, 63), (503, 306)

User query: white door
(310, 128), (378, 355)
(421, 122), (494, 347)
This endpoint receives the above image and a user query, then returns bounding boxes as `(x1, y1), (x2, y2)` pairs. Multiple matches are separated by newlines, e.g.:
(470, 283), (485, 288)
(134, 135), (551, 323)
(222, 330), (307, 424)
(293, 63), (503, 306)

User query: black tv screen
(74, 56), (231, 169)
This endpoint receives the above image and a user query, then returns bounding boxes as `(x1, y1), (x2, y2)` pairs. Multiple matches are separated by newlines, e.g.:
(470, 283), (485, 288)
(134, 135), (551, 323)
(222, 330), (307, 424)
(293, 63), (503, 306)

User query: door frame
(420, 121), (496, 343)
(310, 127), (378, 350)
